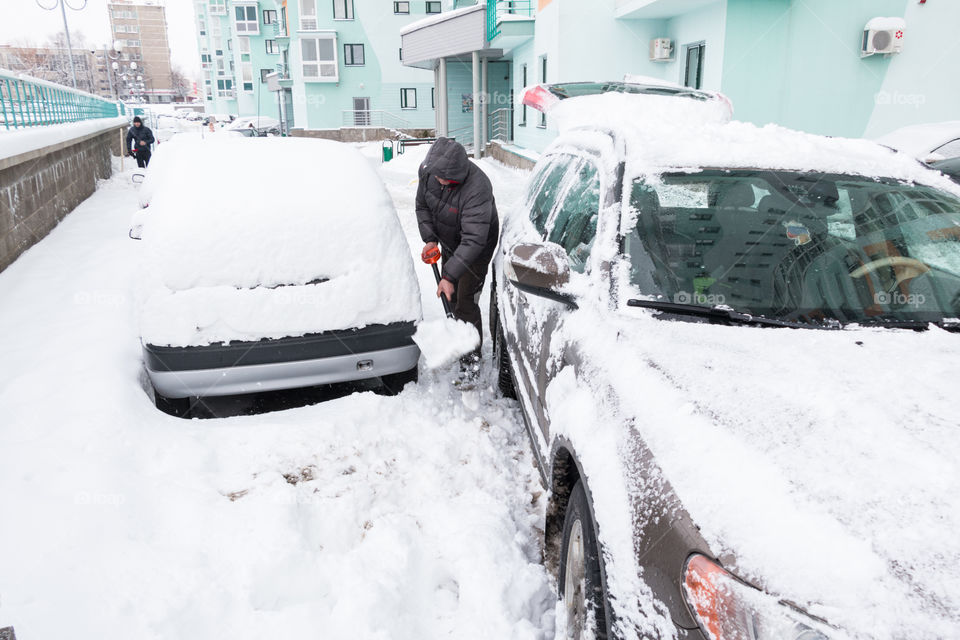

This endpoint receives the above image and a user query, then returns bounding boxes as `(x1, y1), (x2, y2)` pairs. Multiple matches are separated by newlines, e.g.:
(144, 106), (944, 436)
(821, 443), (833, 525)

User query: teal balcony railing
(486, 0), (535, 41)
(0, 70), (126, 131)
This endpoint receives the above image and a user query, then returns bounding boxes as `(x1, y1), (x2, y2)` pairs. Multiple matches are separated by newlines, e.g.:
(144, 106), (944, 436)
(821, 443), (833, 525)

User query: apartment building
(0, 45), (113, 99)
(403, 0), (960, 155)
(193, 0), (437, 131)
(108, 0), (175, 103)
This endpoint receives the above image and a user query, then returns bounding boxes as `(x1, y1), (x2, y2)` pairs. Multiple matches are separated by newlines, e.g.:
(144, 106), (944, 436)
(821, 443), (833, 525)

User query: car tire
(380, 365), (418, 395)
(155, 391), (191, 418)
(559, 479), (608, 640)
(493, 316), (517, 399)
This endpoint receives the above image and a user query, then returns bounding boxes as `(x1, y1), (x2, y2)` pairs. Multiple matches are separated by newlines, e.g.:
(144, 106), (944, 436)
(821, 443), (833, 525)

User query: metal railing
(341, 110), (411, 129)
(486, 0), (535, 41)
(1, 69), (126, 131)
(489, 107), (512, 143)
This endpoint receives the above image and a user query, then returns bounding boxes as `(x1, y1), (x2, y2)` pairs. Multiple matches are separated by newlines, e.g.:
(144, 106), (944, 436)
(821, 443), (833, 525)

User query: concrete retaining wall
(291, 127), (435, 142)
(0, 123), (126, 273)
(485, 140), (538, 171)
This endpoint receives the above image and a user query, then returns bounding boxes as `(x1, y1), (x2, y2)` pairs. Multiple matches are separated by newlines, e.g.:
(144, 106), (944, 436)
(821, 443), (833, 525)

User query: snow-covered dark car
(492, 84), (960, 639)
(136, 138), (421, 416)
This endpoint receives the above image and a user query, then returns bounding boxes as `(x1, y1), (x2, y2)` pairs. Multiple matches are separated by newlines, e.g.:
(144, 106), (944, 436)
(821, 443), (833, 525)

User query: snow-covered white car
(493, 82), (960, 639)
(227, 116), (282, 137)
(874, 120), (960, 163)
(137, 137), (422, 416)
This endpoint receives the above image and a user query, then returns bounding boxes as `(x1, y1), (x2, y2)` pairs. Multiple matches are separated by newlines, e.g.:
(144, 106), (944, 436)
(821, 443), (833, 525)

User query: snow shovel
(422, 245), (454, 318)
(413, 246), (480, 369)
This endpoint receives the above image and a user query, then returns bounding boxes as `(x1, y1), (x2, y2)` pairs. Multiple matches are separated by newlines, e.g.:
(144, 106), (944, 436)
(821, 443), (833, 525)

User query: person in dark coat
(126, 116), (155, 168)
(416, 137), (500, 376)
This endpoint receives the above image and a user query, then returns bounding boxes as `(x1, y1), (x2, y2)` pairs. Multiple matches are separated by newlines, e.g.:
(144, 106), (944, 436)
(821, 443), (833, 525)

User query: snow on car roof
(139, 137), (420, 346)
(546, 97), (960, 193)
(874, 120), (960, 159)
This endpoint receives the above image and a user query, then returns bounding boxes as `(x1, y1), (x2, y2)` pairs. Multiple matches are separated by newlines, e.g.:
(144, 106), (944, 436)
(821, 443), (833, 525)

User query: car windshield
(624, 170), (960, 326)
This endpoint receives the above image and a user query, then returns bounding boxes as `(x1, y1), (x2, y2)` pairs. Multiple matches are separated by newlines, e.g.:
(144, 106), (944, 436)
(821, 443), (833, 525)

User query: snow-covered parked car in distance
(136, 137), (422, 416)
(874, 120), (960, 163)
(492, 82), (960, 639)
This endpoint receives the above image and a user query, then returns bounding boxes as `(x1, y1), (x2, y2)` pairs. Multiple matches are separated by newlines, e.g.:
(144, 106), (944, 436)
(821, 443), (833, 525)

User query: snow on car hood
(138, 138), (421, 346)
(565, 305), (960, 637)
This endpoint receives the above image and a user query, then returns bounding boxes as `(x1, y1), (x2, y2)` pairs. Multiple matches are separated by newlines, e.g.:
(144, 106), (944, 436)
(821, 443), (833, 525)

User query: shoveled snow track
(0, 150), (554, 638)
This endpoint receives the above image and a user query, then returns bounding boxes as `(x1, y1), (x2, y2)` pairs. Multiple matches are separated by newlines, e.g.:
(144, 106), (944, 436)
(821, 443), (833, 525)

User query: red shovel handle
(422, 245), (442, 265)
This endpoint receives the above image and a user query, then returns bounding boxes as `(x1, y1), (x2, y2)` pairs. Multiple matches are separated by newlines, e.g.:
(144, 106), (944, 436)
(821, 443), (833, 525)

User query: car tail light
(683, 555), (837, 640)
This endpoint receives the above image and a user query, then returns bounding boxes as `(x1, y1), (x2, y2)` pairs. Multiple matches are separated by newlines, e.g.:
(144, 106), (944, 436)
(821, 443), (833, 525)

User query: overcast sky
(0, 0), (201, 78)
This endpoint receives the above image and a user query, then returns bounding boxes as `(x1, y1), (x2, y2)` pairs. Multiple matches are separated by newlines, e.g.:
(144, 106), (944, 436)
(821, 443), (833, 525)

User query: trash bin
(382, 141), (394, 163)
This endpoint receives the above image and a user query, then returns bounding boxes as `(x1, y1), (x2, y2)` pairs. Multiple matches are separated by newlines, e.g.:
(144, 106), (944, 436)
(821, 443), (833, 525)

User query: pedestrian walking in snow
(126, 116), (155, 168)
(416, 137), (500, 382)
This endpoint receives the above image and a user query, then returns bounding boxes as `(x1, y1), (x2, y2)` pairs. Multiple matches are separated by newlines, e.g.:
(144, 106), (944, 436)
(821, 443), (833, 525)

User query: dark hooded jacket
(416, 137), (499, 282)
(126, 122), (155, 153)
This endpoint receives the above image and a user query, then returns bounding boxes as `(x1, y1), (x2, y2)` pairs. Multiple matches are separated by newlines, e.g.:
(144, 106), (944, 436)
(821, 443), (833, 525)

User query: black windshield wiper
(626, 299), (815, 329)
(846, 318), (960, 333)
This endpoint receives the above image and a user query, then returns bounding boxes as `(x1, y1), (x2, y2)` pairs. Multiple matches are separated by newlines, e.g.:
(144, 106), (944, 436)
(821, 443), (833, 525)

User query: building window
(265, 39), (280, 54)
(400, 88), (417, 109)
(238, 37), (250, 54)
(301, 34), (338, 81)
(343, 43), (364, 66)
(209, 0), (226, 15)
(520, 63), (527, 126)
(538, 55), (547, 127)
(393, 1), (409, 13)
(260, 68), (272, 82)
(227, 39), (232, 50)
(263, 9), (277, 24)
(216, 78), (233, 96)
(300, 0), (318, 29)
(684, 42), (705, 90)
(235, 4), (259, 34)
(333, 0), (355, 20)
(241, 62), (254, 91)
(425, 1), (441, 13)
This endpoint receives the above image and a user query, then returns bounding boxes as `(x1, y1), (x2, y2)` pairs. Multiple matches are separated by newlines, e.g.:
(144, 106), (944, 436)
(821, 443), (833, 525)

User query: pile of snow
(413, 317), (481, 368)
(0, 116), (128, 162)
(139, 138), (421, 346)
(547, 89), (732, 133)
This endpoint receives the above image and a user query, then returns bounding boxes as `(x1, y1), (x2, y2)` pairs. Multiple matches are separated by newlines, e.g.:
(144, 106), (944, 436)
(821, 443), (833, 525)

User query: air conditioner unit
(650, 38), (674, 62)
(861, 17), (905, 57)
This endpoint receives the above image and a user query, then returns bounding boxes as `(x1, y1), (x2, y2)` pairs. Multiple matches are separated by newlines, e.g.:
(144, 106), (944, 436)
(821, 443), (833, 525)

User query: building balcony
(486, 0), (534, 52)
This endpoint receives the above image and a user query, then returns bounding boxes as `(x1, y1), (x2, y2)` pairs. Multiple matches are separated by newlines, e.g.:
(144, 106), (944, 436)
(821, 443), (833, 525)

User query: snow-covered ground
(0, 145), (555, 638)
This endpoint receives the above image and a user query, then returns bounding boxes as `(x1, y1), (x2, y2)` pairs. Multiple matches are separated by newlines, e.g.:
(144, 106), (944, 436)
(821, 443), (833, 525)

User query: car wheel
(154, 391), (191, 418)
(493, 316), (517, 399)
(380, 365), (418, 395)
(559, 479), (607, 640)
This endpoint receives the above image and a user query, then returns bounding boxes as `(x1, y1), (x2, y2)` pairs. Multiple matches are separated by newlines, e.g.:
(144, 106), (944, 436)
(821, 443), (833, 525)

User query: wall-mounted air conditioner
(650, 38), (674, 62)
(861, 17), (905, 57)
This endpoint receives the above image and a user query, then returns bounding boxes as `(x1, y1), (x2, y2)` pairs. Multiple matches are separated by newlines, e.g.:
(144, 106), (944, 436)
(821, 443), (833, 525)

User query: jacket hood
(423, 137), (470, 183)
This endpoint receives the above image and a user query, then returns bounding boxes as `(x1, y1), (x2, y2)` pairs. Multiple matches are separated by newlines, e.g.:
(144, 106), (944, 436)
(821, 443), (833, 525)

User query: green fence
(486, 0), (535, 41)
(0, 70), (126, 131)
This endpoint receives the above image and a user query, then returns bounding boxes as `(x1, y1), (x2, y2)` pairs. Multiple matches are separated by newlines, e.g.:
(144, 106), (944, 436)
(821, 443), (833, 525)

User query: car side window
(528, 157), (578, 236)
(932, 138), (960, 159)
(546, 160), (601, 272)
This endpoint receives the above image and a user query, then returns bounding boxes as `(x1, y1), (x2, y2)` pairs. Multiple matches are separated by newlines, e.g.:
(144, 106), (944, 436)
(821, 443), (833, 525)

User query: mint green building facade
(193, 0), (439, 131)
(403, 0), (960, 155)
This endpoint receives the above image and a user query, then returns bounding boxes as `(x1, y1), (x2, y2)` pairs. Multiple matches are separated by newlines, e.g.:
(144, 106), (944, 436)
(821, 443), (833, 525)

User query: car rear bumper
(144, 322), (420, 399)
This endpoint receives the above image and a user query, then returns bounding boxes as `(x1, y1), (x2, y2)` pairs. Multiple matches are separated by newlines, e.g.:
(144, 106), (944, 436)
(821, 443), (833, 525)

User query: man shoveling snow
(416, 138), (500, 385)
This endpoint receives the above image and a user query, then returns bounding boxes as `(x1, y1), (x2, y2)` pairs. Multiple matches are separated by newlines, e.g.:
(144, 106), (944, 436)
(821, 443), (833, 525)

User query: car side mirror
(506, 241), (578, 308)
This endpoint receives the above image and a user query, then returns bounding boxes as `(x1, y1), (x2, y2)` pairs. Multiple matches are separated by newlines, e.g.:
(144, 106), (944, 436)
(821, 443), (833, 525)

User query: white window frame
(300, 0), (318, 30)
(241, 62), (254, 92)
(216, 78), (233, 97)
(238, 36), (251, 54)
(209, 0), (226, 16)
(234, 4), (260, 35)
(300, 33), (338, 82)
(400, 87), (417, 110)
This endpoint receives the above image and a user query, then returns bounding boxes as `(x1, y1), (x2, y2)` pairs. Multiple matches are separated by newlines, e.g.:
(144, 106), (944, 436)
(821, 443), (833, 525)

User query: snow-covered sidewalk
(0, 150), (554, 638)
